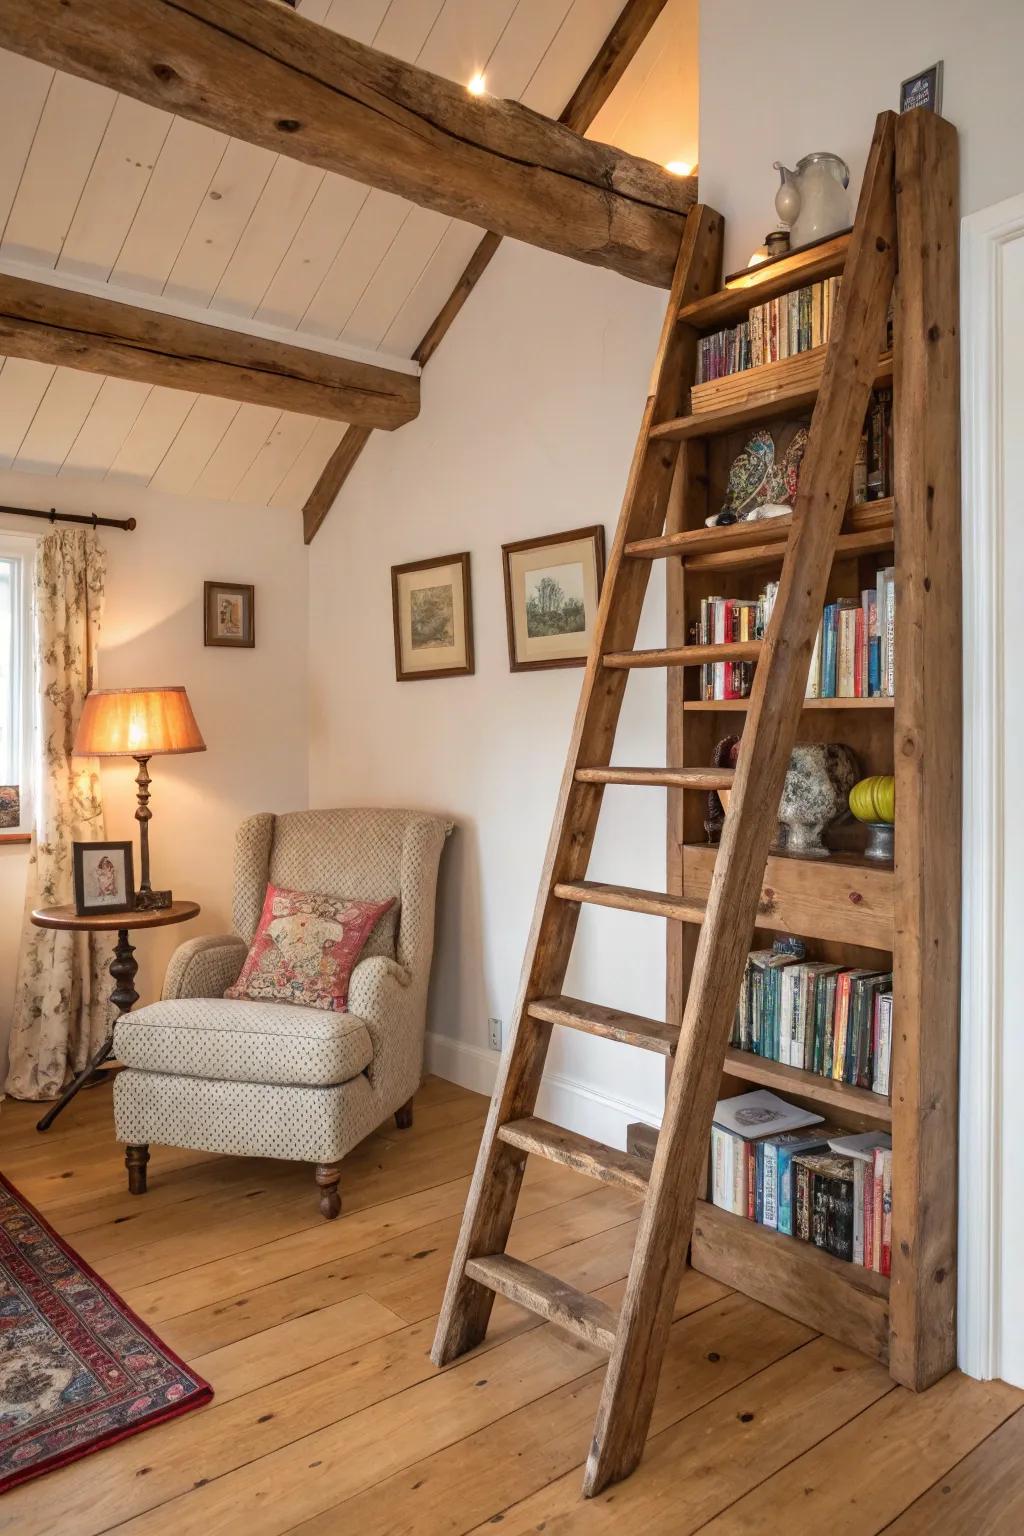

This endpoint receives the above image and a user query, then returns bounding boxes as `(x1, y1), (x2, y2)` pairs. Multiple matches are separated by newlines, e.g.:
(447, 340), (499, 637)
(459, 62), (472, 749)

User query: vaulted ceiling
(0, 0), (697, 519)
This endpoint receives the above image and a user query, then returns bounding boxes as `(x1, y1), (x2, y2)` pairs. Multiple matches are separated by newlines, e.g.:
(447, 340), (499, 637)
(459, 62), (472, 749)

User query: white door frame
(959, 190), (1024, 1383)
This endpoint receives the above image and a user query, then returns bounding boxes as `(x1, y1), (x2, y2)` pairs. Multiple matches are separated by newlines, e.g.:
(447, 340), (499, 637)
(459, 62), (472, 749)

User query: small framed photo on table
(204, 581), (255, 648)
(391, 552), (474, 681)
(73, 841), (136, 917)
(502, 525), (606, 672)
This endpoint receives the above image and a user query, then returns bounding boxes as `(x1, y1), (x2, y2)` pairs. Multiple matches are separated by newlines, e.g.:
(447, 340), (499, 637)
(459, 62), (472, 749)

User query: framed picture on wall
(72, 840), (136, 917)
(501, 525), (606, 672)
(204, 581), (255, 648)
(391, 552), (474, 681)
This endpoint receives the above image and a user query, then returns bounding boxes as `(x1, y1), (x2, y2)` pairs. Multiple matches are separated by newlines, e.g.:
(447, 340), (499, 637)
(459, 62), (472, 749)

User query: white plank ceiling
(0, 0), (698, 514)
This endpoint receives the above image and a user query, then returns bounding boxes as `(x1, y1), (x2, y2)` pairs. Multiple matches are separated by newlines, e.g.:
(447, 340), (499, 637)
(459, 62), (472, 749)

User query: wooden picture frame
(391, 552), (474, 682)
(72, 840), (136, 917)
(204, 581), (255, 648)
(501, 525), (606, 672)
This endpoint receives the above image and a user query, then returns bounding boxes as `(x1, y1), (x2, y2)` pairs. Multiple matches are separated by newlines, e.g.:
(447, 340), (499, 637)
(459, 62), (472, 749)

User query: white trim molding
(424, 1030), (663, 1149)
(959, 190), (1024, 1384)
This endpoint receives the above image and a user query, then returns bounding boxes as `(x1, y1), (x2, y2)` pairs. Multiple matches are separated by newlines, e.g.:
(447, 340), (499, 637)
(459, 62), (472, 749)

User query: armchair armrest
(162, 934), (248, 1000)
(347, 954), (412, 1021)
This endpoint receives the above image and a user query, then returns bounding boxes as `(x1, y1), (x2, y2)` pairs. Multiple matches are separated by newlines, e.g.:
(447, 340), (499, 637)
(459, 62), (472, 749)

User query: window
(0, 536), (33, 835)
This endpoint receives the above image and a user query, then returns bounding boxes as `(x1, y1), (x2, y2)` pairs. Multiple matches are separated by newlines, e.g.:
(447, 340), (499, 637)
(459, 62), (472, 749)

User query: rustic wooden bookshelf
(651, 126), (961, 1389)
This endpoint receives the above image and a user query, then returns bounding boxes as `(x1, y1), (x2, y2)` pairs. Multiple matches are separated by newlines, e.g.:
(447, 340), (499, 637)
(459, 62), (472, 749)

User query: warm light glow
(74, 687), (206, 759)
(664, 160), (693, 177)
(467, 72), (487, 96)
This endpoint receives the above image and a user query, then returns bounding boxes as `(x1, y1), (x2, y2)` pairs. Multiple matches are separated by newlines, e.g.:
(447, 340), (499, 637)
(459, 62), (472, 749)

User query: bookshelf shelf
(651, 351), (893, 443)
(678, 231), (851, 332)
(663, 136), (961, 1395)
(691, 1199), (891, 1364)
(683, 843), (894, 950)
(682, 696), (895, 712)
(722, 1047), (893, 1125)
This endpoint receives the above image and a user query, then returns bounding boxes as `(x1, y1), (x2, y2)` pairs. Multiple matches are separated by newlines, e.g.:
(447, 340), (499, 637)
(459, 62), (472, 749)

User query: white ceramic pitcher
(773, 153), (851, 248)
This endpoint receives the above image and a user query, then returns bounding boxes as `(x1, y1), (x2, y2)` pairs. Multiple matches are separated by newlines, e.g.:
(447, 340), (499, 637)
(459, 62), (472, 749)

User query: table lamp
(73, 686), (206, 910)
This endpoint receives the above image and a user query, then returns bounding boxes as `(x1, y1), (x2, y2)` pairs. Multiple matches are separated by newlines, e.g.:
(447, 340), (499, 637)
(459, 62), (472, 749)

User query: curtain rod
(0, 504), (136, 532)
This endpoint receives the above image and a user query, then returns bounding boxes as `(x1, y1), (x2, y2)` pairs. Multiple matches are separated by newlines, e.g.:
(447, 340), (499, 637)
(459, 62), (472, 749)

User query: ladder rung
(528, 995), (679, 1056)
(464, 1254), (619, 1352)
(497, 1115), (651, 1195)
(575, 765), (734, 791)
(554, 879), (707, 925)
(603, 640), (761, 670)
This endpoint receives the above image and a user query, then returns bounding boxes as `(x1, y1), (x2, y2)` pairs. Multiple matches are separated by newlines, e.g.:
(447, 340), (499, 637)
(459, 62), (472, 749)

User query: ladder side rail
(431, 205), (724, 1366)
(583, 109), (899, 1496)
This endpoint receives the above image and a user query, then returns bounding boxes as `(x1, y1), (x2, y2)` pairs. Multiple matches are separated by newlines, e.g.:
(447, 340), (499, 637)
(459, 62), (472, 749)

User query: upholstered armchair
(112, 808), (452, 1218)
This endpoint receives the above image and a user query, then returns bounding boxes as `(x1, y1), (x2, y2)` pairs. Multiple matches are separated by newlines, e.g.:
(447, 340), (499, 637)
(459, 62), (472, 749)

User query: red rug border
(0, 1169), (213, 1496)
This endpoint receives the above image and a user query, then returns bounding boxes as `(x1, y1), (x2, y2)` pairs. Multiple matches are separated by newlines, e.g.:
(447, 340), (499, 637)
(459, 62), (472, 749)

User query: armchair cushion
(113, 998), (373, 1088)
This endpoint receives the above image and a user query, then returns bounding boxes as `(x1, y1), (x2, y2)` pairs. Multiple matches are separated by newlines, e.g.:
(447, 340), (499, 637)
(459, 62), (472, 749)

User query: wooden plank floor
(0, 1075), (1020, 1534)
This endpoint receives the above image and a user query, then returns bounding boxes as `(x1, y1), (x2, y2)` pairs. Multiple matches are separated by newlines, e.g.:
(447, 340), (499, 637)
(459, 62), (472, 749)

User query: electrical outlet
(488, 1017), (503, 1052)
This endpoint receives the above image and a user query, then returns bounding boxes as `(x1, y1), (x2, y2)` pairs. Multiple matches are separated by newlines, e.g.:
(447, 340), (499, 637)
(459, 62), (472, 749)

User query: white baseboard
(424, 1030), (663, 1149)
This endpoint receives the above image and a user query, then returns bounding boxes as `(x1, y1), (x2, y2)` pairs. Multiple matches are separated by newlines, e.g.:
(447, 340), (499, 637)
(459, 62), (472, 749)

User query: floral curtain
(6, 529), (110, 1101)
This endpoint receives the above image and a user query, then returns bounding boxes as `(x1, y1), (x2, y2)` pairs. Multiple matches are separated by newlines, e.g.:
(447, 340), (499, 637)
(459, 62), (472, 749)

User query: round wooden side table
(30, 900), (200, 1133)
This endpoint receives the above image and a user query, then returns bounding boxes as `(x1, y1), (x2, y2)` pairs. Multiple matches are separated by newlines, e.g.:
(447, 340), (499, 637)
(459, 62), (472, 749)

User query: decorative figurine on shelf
(773, 153), (851, 248)
(705, 735), (740, 844)
(774, 743), (860, 858)
(849, 775), (895, 861)
(706, 424), (809, 528)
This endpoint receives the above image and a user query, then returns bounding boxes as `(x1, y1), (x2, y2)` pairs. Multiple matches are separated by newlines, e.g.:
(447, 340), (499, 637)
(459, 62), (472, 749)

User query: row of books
(692, 566), (896, 701)
(807, 572), (897, 698)
(694, 277), (843, 382)
(730, 947), (893, 1095)
(853, 388), (893, 503)
(709, 1090), (892, 1273)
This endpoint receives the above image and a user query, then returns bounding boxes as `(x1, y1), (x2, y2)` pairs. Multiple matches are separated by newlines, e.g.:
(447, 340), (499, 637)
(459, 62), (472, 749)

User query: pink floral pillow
(226, 885), (396, 1012)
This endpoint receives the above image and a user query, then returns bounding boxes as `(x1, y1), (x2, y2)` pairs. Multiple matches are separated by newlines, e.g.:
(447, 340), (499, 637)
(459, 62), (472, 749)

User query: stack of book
(694, 276), (843, 384)
(708, 1091), (892, 1273)
(730, 949), (893, 1095)
(693, 572), (896, 701)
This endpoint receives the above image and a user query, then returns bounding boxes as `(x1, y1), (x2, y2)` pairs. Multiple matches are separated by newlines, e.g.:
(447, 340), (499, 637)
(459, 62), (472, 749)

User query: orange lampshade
(74, 687), (206, 758)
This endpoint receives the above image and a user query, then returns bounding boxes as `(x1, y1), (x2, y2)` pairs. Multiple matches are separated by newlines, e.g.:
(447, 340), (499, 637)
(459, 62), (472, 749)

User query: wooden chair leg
(395, 1096), (414, 1130)
(126, 1144), (149, 1195)
(315, 1162), (342, 1220)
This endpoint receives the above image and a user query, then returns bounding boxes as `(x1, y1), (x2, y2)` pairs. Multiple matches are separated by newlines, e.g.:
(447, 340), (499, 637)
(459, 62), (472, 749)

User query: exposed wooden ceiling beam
(2, 0), (695, 291)
(302, 0), (677, 544)
(0, 272), (420, 429)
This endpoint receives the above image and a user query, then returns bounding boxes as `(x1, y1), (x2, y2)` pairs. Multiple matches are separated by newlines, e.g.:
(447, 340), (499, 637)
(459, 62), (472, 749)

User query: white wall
(308, 247), (674, 1142)
(700, 0), (1024, 275)
(0, 476), (308, 1077)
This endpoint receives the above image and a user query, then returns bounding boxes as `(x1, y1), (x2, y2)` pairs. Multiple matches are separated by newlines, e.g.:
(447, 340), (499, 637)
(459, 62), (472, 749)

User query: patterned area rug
(0, 1171), (212, 1493)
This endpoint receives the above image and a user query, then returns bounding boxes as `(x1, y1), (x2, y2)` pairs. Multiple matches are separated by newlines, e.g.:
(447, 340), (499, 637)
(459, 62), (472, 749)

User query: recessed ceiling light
(664, 160), (693, 177)
(467, 72), (487, 96)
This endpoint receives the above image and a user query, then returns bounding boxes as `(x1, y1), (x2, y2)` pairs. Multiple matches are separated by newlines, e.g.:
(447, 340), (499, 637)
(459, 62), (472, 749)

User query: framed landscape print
(391, 552), (474, 681)
(72, 840), (135, 917)
(204, 581), (255, 648)
(502, 525), (605, 671)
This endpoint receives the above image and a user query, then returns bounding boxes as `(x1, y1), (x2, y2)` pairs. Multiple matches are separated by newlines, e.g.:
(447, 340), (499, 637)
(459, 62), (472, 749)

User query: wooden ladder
(433, 111), (900, 1497)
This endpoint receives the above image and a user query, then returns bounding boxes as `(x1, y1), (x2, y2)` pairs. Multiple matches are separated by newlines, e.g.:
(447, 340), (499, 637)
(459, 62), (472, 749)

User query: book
(712, 1089), (824, 1140)
(768, 1128), (834, 1235)
(873, 992), (893, 1095)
